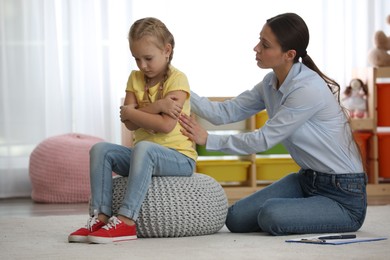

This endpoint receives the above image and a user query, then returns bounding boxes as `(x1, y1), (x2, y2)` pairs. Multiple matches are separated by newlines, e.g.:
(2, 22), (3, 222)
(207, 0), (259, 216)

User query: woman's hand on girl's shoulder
(179, 113), (208, 146)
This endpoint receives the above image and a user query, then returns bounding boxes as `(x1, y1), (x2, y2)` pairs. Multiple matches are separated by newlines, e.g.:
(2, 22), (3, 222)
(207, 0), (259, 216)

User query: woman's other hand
(179, 113), (208, 145)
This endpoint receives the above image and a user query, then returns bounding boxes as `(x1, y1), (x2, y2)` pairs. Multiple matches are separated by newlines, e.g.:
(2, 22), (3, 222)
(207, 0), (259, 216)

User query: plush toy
(368, 15), (390, 67)
(342, 79), (368, 118)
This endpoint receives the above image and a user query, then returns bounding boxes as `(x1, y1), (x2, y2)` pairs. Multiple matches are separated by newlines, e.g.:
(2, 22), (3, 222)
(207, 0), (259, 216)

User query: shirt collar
(277, 63), (303, 94)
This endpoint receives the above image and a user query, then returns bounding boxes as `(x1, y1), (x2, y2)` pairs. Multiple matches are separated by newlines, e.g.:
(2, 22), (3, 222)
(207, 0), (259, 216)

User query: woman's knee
(225, 207), (242, 233)
(257, 200), (287, 235)
(225, 204), (260, 233)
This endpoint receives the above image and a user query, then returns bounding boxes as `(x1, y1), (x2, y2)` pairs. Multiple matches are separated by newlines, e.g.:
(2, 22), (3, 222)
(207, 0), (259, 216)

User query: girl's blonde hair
(128, 17), (175, 64)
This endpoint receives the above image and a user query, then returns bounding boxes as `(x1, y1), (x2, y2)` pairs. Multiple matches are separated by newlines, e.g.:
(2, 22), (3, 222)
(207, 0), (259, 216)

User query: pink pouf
(29, 133), (104, 203)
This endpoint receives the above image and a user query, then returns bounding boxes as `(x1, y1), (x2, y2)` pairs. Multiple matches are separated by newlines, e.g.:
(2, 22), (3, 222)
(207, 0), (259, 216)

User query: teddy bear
(368, 14), (390, 67)
(342, 78), (368, 118)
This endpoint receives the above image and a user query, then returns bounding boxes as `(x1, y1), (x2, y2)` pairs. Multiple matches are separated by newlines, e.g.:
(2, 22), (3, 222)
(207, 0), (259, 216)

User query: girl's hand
(179, 113), (208, 145)
(159, 96), (182, 119)
(120, 104), (136, 122)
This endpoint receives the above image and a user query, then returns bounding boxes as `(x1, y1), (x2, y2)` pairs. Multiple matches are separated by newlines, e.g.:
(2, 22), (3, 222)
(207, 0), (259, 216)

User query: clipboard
(285, 234), (387, 245)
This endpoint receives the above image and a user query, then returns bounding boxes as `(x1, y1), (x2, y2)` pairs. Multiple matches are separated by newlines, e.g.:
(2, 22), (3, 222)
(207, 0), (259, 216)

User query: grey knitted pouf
(110, 173), (228, 238)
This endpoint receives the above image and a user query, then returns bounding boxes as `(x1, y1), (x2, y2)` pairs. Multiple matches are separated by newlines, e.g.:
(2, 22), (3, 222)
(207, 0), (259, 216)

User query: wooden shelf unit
(194, 97), (257, 201)
(351, 67), (390, 196)
(195, 97), (300, 202)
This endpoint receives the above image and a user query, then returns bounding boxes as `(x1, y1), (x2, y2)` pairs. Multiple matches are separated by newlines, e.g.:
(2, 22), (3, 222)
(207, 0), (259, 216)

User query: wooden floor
(0, 198), (89, 217)
(0, 196), (389, 218)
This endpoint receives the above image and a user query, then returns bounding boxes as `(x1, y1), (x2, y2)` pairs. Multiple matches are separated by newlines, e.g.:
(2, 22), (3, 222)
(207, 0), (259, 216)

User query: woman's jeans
(89, 141), (195, 221)
(226, 169), (367, 235)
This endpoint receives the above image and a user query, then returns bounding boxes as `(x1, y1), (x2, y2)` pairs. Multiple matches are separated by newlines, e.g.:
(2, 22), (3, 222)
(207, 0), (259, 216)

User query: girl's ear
(164, 44), (172, 58)
(285, 49), (296, 61)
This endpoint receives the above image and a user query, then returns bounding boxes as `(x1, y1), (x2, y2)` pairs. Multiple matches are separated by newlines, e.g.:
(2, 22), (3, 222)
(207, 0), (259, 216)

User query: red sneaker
(88, 216), (137, 244)
(68, 215), (105, 243)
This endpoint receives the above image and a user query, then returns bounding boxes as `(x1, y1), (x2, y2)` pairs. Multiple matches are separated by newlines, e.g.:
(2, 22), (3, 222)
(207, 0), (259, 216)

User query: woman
(179, 12), (367, 235)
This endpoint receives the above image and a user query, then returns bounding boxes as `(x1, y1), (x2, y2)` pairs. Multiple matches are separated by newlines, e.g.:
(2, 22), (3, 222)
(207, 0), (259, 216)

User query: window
(1, 0), (389, 198)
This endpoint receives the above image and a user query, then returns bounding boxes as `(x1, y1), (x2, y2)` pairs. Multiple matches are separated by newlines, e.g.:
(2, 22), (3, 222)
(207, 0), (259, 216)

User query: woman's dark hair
(267, 13), (341, 102)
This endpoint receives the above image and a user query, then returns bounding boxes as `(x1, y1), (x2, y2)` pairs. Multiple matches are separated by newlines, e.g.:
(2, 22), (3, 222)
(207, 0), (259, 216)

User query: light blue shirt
(191, 63), (363, 174)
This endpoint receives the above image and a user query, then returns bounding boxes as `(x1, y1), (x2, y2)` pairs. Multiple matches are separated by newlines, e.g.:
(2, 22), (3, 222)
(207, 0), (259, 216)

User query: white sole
(68, 235), (89, 243)
(88, 235), (137, 244)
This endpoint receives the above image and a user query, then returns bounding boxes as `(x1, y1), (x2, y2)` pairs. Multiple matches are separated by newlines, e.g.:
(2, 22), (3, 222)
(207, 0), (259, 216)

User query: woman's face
(130, 35), (171, 81)
(253, 24), (286, 70)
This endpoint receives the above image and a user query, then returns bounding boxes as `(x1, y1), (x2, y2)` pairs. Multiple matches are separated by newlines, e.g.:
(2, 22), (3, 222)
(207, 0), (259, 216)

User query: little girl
(68, 17), (197, 244)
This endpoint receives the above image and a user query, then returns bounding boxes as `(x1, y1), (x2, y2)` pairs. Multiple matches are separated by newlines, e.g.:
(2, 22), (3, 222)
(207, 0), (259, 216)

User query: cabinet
(351, 67), (390, 196)
(195, 98), (300, 203)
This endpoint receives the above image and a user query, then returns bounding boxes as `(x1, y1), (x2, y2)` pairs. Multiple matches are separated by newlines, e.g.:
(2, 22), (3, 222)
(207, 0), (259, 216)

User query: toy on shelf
(368, 14), (390, 67)
(342, 78), (368, 119)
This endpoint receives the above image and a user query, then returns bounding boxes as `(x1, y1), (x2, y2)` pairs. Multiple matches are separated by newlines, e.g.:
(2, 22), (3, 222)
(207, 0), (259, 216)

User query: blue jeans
(89, 141), (195, 220)
(226, 169), (367, 235)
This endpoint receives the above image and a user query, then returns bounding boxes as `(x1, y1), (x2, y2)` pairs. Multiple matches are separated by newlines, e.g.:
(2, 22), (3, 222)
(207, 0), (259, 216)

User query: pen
(317, 234), (356, 240)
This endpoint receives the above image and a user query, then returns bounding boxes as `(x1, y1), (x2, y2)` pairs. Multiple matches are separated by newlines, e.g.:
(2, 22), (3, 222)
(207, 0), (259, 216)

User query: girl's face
(253, 24), (286, 70)
(130, 36), (171, 81)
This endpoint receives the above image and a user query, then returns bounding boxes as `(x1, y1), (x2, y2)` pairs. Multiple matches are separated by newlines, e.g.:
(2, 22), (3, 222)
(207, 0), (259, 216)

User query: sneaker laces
(102, 216), (122, 230)
(86, 209), (99, 231)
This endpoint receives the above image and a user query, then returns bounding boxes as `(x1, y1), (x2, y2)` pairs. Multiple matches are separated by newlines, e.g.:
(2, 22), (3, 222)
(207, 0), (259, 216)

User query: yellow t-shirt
(126, 66), (197, 162)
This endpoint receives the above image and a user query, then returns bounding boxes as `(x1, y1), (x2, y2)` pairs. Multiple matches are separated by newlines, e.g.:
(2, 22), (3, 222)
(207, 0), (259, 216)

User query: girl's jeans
(226, 169), (367, 235)
(89, 141), (195, 221)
